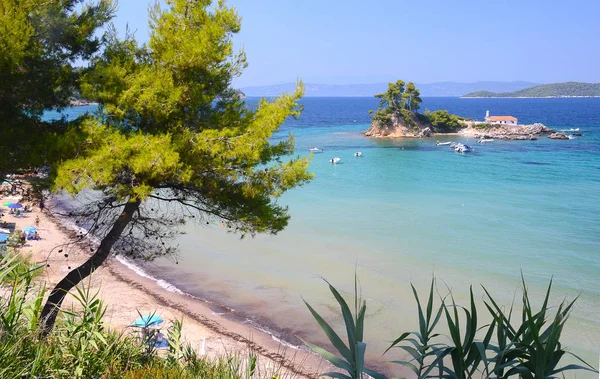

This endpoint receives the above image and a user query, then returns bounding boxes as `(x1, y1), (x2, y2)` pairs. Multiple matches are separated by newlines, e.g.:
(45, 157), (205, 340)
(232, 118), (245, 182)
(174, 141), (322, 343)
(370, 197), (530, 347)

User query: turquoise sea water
(48, 99), (600, 375)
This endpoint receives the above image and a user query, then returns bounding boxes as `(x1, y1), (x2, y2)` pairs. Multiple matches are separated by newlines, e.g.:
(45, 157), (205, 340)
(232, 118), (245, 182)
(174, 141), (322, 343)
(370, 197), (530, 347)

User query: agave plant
(482, 276), (597, 379)
(439, 286), (494, 379)
(386, 276), (598, 379)
(304, 276), (386, 379)
(385, 279), (448, 379)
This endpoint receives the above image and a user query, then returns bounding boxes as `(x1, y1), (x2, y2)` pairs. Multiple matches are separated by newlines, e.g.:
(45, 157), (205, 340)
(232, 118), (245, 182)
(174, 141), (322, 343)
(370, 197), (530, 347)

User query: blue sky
(112, 0), (600, 87)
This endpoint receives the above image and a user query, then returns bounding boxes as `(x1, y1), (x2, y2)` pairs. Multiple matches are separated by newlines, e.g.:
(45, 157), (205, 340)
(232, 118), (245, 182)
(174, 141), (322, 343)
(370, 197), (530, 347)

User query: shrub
(0, 254), (292, 378)
(306, 276), (599, 379)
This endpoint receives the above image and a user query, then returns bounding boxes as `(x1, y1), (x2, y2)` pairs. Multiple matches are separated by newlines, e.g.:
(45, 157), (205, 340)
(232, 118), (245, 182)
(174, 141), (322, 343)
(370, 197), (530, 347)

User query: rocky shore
(461, 123), (555, 140)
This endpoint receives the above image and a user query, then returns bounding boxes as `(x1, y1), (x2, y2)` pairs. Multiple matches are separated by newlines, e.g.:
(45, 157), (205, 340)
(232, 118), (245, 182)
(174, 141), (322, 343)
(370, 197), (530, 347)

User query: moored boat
(454, 143), (473, 153)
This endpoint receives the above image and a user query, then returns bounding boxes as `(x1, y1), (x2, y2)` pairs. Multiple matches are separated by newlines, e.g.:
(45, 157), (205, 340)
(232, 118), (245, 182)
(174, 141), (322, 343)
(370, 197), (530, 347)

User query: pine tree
(0, 0), (115, 175)
(39, 0), (312, 333)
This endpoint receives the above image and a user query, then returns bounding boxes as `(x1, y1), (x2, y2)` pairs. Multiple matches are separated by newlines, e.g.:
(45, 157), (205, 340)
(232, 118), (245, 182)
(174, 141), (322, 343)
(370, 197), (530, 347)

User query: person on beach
(39, 199), (45, 213)
(35, 216), (40, 227)
(19, 231), (26, 243)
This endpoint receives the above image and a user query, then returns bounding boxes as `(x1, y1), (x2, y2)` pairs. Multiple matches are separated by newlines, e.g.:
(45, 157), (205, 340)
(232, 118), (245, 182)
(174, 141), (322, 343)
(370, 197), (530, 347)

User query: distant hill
(462, 82), (600, 98)
(241, 81), (539, 98)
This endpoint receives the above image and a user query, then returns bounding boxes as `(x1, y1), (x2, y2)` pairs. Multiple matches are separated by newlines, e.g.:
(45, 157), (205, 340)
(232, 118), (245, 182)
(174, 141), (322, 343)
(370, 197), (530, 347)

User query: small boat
(354, 152), (363, 157)
(329, 157), (341, 164)
(561, 128), (579, 132)
(477, 139), (494, 144)
(450, 142), (457, 148)
(454, 143), (473, 153)
(568, 134), (576, 140)
(436, 141), (452, 146)
(309, 147), (323, 153)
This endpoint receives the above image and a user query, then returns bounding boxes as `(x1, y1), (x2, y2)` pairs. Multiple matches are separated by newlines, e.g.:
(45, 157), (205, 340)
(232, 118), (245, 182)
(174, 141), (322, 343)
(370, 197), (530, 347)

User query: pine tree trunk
(39, 199), (141, 336)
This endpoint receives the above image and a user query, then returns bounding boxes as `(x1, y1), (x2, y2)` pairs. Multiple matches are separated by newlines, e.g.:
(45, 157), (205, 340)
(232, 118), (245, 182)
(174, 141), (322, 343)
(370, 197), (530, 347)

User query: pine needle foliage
(39, 0), (312, 333)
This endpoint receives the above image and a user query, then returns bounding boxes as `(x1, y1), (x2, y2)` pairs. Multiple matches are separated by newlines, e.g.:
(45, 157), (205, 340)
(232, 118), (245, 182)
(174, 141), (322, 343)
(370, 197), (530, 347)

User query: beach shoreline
(1, 192), (326, 378)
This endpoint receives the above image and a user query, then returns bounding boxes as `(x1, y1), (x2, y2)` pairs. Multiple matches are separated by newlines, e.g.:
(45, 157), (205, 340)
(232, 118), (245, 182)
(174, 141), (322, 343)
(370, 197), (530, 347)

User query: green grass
(0, 249), (44, 284)
(0, 254), (297, 378)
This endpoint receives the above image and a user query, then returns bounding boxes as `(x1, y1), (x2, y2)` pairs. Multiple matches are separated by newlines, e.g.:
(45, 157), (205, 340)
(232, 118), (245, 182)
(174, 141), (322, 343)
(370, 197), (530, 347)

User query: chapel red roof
(488, 116), (517, 121)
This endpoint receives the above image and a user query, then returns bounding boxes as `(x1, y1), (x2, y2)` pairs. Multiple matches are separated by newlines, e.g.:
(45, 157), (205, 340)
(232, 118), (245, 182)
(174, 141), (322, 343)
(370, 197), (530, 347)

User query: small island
(364, 80), (568, 140)
(364, 80), (468, 138)
(462, 82), (600, 98)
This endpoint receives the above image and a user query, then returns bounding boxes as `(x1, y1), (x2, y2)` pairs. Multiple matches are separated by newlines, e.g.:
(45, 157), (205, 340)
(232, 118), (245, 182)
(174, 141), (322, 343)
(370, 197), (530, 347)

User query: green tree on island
(0, 0), (312, 334)
(370, 80), (422, 125)
(367, 81), (467, 134)
(403, 81), (422, 111)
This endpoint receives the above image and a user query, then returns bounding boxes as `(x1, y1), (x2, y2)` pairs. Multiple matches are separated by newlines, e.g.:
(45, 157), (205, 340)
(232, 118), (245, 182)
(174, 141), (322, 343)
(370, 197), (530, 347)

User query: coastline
(460, 96), (600, 99)
(2, 193), (326, 378)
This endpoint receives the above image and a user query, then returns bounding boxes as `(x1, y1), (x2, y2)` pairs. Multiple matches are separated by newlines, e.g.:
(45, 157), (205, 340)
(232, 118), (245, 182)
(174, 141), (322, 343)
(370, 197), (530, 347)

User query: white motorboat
(354, 152), (363, 157)
(561, 128), (579, 132)
(436, 141), (452, 146)
(477, 139), (494, 144)
(454, 143), (473, 153)
(329, 157), (341, 164)
(309, 147), (323, 153)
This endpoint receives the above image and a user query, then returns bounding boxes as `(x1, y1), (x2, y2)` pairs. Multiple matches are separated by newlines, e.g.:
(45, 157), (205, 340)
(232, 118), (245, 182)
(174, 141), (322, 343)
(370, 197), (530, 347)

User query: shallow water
(48, 98), (600, 376)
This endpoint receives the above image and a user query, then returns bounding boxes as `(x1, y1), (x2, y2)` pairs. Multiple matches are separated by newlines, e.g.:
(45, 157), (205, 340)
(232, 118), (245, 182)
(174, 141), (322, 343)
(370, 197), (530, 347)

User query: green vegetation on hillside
(422, 109), (466, 133)
(463, 82), (600, 98)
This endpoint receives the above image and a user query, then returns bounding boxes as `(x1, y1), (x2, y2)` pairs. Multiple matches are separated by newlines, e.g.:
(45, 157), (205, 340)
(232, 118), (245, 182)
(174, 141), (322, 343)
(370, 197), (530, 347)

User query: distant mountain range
(462, 82), (600, 98)
(241, 81), (539, 97)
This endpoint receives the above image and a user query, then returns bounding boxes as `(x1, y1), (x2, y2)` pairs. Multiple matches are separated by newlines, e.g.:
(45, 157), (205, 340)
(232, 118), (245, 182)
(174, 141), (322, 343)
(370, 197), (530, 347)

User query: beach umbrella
(133, 314), (163, 327)
(2, 202), (14, 207)
(8, 203), (22, 209)
(22, 226), (37, 234)
(22, 226), (37, 238)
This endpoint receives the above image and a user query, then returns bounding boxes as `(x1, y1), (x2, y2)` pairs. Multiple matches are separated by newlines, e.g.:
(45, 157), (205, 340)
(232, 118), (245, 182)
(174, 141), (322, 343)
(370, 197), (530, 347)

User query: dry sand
(1, 192), (328, 378)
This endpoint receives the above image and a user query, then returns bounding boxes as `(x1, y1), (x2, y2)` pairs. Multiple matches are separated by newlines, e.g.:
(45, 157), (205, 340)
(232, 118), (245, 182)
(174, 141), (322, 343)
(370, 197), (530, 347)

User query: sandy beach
(0, 190), (326, 378)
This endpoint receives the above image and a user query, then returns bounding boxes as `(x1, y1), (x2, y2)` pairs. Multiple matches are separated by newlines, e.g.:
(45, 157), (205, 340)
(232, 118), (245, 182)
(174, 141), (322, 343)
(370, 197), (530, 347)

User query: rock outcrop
(418, 127), (433, 138)
(548, 132), (569, 140)
(364, 112), (432, 138)
(467, 123), (554, 140)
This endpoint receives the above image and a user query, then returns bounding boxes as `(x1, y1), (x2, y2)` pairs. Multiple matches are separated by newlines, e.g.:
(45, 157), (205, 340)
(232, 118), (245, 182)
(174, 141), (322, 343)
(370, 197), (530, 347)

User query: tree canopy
(371, 80), (422, 124)
(24, 0), (313, 333)
(0, 0), (115, 175)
